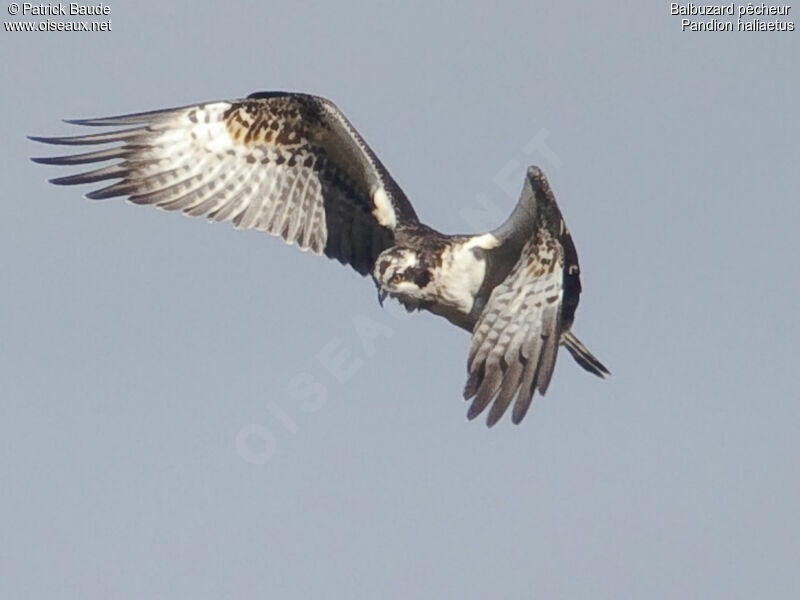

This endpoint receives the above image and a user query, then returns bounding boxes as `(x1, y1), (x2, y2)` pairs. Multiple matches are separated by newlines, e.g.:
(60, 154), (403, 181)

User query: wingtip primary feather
(26, 128), (147, 146)
(63, 116), (141, 127)
(61, 103), (191, 127)
(47, 164), (127, 186)
(61, 116), (138, 126)
(485, 401), (507, 428)
(510, 407), (528, 426)
(30, 147), (130, 166)
(63, 118), (93, 126)
(28, 135), (57, 144)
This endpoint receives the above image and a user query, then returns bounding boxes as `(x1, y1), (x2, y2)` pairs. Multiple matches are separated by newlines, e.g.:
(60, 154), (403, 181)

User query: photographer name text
(13, 2), (109, 15)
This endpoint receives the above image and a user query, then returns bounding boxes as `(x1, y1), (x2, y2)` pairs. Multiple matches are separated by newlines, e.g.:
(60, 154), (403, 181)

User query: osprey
(30, 91), (609, 426)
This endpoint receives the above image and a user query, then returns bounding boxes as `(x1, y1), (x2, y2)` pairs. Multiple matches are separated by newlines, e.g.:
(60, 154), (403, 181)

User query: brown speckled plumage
(31, 92), (608, 426)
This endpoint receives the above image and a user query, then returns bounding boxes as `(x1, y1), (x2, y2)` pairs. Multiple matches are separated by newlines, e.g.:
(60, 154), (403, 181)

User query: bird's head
(373, 247), (433, 306)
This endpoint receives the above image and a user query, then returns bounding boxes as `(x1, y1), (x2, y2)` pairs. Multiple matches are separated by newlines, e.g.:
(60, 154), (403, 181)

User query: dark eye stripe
(413, 270), (431, 288)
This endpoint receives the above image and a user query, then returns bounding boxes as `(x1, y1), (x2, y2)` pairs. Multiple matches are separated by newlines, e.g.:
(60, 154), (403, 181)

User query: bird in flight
(30, 91), (609, 426)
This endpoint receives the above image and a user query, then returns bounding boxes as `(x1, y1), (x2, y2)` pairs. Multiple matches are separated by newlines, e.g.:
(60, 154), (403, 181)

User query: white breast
(433, 233), (499, 314)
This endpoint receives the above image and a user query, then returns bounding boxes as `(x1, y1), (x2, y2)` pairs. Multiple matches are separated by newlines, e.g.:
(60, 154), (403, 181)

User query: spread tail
(562, 331), (610, 378)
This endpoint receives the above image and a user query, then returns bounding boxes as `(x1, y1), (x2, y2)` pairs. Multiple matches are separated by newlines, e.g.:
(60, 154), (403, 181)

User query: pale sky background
(2, 1), (799, 598)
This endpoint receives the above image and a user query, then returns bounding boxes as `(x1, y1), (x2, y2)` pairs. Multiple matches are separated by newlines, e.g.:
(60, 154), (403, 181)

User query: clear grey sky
(2, 1), (799, 598)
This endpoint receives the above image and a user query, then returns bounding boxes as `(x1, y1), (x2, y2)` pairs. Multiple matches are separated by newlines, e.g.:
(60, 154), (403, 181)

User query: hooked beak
(372, 273), (389, 307)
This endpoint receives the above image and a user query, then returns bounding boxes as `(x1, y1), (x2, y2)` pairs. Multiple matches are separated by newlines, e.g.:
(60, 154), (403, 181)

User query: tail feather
(562, 331), (610, 378)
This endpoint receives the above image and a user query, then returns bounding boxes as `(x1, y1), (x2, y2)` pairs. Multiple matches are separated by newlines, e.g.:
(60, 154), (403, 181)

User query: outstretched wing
(464, 232), (564, 427)
(464, 167), (595, 426)
(30, 92), (418, 275)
